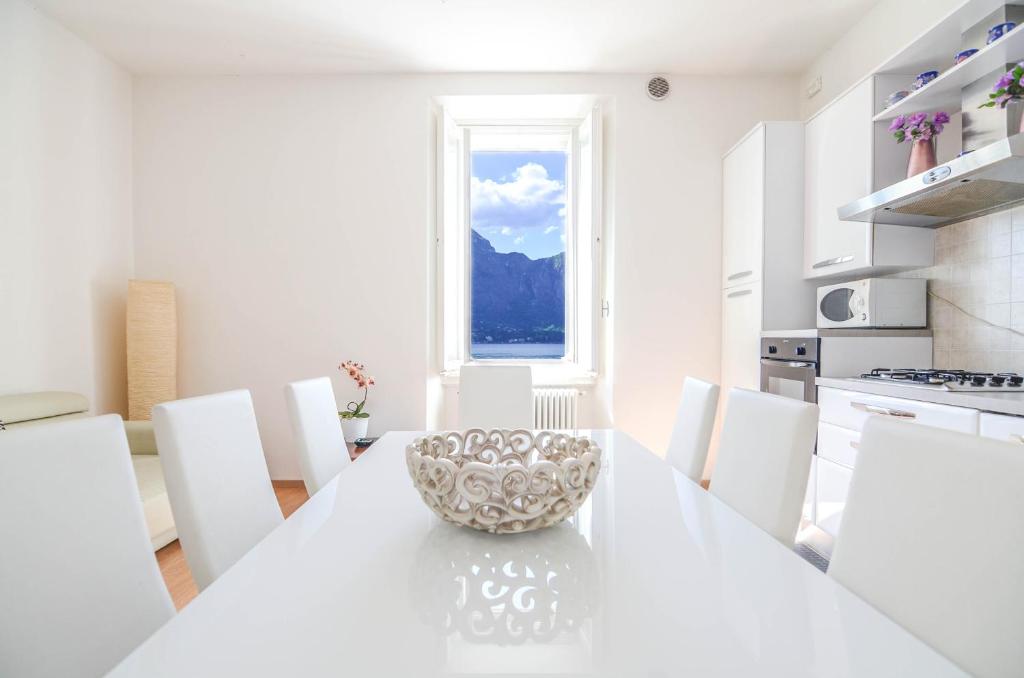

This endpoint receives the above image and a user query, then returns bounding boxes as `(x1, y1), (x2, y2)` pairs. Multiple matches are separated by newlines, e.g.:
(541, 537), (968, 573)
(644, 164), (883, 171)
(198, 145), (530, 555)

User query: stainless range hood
(838, 133), (1024, 228)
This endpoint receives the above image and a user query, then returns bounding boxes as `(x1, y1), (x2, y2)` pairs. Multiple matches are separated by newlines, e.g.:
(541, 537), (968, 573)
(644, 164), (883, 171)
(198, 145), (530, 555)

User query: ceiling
(31, 0), (879, 75)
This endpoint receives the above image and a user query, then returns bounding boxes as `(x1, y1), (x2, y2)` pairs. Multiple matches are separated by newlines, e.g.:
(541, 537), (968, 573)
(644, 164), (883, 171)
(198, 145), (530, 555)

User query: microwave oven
(816, 278), (926, 329)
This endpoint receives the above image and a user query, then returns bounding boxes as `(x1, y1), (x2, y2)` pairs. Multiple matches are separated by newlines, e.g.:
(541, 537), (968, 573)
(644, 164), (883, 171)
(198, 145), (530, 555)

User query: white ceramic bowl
(406, 429), (602, 534)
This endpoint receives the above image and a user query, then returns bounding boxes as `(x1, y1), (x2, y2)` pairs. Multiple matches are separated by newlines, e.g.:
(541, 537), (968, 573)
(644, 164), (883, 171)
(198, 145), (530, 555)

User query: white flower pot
(340, 416), (369, 443)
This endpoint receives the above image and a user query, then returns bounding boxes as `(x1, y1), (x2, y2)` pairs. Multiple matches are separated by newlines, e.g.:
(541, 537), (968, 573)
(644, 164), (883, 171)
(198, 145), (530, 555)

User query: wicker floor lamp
(126, 280), (177, 421)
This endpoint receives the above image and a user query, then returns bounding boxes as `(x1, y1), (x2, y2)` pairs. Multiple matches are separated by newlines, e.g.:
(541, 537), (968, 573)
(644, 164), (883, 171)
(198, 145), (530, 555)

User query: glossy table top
(107, 430), (966, 677)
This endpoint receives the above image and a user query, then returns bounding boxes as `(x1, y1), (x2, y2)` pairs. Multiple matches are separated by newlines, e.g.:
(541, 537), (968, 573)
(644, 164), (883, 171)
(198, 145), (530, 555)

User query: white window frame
(436, 107), (602, 383)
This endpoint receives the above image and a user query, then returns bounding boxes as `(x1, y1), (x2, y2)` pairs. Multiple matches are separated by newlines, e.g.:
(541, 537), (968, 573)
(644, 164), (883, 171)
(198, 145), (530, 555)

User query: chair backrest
(710, 388), (818, 545)
(829, 417), (1024, 678)
(153, 390), (283, 590)
(458, 365), (533, 430)
(285, 377), (351, 496)
(0, 415), (174, 678)
(666, 377), (720, 482)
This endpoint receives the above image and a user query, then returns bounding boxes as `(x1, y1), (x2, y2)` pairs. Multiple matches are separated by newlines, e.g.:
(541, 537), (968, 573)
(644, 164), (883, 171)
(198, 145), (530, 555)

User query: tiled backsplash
(895, 205), (1024, 372)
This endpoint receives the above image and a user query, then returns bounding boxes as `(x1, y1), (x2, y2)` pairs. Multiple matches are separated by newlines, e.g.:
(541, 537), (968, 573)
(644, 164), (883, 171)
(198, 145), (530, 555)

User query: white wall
(0, 0), (134, 415)
(800, 0), (963, 119)
(133, 73), (798, 477)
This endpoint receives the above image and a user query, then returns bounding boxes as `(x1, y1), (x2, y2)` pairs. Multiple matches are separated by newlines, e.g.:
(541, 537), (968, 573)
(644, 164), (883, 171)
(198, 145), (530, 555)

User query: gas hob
(858, 369), (1024, 391)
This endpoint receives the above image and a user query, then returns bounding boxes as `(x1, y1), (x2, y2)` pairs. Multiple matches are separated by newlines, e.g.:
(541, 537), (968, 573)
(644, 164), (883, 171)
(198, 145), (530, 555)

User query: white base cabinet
(814, 386), (984, 539)
(980, 413), (1024, 444)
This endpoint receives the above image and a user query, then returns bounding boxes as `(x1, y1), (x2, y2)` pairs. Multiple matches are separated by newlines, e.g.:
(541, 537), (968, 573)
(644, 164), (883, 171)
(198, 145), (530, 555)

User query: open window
(437, 101), (602, 379)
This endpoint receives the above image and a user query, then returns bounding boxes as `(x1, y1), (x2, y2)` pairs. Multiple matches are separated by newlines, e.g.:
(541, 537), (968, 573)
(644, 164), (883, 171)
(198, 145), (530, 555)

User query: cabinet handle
(850, 401), (917, 419)
(727, 270), (753, 281)
(849, 440), (860, 450)
(812, 255), (854, 269)
(727, 289), (753, 298)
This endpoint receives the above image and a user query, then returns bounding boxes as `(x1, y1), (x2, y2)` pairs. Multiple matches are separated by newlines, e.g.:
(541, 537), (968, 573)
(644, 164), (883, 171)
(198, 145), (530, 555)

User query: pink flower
(888, 115), (906, 132)
(933, 111), (950, 124)
(908, 112), (927, 126)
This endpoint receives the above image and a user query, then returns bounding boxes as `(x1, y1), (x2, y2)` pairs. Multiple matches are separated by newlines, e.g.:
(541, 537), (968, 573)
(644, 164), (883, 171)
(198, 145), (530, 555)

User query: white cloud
(500, 226), (513, 236)
(543, 225), (558, 235)
(471, 162), (565, 231)
(560, 233), (566, 243)
(514, 235), (525, 244)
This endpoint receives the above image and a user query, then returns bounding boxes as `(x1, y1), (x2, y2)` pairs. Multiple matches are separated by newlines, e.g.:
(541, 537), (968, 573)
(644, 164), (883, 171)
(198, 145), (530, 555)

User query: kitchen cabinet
(720, 282), (762, 394)
(722, 126), (764, 288)
(814, 385), (983, 542)
(720, 122), (816, 398)
(803, 79), (934, 279)
(979, 412), (1024, 445)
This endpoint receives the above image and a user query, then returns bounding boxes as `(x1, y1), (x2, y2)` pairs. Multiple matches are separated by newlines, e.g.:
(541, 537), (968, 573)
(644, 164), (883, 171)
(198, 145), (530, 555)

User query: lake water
(470, 343), (565, 360)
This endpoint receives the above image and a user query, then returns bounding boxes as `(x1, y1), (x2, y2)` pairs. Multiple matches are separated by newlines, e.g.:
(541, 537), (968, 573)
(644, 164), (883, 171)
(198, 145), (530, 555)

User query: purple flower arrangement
(889, 111), (950, 143)
(980, 62), (1024, 108)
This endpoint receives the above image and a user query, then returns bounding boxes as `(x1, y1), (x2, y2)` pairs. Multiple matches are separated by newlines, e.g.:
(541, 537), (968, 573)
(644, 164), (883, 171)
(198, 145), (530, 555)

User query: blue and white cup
(884, 90), (910, 108)
(911, 71), (939, 90)
(988, 22), (1016, 44)
(954, 48), (978, 64)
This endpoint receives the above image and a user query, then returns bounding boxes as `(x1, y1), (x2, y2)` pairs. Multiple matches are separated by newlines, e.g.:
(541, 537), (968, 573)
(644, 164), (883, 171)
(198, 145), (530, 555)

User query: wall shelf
(874, 23), (1024, 122)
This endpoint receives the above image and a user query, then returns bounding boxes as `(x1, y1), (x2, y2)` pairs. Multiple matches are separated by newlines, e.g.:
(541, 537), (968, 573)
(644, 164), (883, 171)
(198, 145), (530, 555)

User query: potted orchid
(889, 111), (950, 177)
(980, 62), (1024, 110)
(979, 62), (1024, 135)
(338, 360), (375, 443)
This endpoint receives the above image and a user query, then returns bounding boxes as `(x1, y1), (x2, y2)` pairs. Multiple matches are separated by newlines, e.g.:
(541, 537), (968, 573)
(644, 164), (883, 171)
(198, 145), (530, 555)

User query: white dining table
(106, 430), (967, 677)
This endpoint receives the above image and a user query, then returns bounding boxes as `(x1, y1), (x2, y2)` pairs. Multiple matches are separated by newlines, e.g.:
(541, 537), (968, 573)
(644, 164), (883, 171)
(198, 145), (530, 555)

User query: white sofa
(0, 392), (177, 550)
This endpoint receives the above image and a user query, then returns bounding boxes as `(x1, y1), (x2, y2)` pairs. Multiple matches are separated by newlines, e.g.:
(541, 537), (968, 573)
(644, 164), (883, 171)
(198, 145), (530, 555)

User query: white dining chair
(665, 377), (720, 482)
(153, 390), (283, 590)
(458, 364), (533, 430)
(710, 388), (818, 545)
(285, 377), (351, 496)
(0, 415), (175, 678)
(829, 416), (1024, 678)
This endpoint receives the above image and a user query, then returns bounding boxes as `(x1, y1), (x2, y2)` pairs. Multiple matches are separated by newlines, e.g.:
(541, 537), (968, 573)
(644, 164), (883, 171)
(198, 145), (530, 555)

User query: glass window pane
(469, 150), (567, 360)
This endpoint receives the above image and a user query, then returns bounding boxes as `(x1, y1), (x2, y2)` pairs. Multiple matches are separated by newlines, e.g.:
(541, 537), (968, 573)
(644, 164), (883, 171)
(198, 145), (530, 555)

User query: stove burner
(859, 369), (1024, 391)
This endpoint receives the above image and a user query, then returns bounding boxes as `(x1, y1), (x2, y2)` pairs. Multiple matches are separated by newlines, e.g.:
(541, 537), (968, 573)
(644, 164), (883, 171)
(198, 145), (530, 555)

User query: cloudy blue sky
(471, 151), (566, 260)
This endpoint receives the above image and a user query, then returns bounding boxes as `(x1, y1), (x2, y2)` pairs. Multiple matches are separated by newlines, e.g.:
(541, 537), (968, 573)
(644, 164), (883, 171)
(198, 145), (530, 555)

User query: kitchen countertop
(817, 377), (1024, 417)
(762, 329), (933, 338)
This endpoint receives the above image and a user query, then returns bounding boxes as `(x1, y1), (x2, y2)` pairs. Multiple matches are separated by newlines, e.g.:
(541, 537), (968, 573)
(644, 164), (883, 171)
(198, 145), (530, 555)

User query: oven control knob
(768, 345), (778, 354)
(796, 346), (807, 356)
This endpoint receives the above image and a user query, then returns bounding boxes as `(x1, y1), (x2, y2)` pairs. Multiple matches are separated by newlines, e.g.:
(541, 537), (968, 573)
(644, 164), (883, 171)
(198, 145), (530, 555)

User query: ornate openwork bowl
(406, 429), (602, 534)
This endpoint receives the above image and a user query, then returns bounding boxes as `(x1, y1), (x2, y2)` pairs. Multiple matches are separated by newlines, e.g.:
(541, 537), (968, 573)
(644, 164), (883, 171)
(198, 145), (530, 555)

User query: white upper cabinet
(804, 79), (934, 280)
(805, 80), (874, 277)
(722, 126), (764, 288)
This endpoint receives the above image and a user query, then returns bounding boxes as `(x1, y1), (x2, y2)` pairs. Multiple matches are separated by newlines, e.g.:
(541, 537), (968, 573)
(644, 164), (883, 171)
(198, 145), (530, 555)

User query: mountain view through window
(470, 150), (567, 359)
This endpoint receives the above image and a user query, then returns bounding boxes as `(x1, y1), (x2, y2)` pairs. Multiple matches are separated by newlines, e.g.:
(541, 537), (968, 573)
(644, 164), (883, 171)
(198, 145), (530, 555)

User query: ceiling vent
(646, 75), (670, 101)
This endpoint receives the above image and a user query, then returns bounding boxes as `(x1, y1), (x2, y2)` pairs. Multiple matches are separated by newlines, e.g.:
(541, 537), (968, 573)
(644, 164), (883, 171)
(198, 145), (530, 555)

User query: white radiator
(533, 388), (579, 430)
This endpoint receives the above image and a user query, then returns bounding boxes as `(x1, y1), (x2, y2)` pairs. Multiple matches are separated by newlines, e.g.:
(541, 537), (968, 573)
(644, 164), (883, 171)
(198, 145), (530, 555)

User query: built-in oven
(759, 337), (818, 404)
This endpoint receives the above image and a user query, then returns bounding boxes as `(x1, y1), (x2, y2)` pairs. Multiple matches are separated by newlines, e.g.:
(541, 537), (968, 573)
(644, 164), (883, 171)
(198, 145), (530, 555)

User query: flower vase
(907, 138), (937, 178)
(340, 416), (369, 443)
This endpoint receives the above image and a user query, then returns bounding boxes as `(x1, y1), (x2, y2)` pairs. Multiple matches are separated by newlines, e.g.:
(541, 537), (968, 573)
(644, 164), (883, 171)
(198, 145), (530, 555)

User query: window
(436, 102), (601, 376)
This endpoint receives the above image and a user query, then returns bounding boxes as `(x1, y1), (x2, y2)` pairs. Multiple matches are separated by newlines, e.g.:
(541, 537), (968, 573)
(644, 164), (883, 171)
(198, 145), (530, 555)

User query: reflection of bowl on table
(411, 523), (599, 646)
(406, 430), (602, 534)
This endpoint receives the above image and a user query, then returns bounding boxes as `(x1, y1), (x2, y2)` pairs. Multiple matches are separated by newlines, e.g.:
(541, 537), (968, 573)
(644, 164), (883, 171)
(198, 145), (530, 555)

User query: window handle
(812, 255), (854, 269)
(727, 289), (752, 298)
(727, 270), (753, 281)
(850, 401), (917, 419)
(601, 300), (610, 318)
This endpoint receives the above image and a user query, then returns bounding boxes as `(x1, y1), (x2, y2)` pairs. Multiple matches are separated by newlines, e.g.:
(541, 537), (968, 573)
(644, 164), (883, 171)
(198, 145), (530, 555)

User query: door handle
(850, 401), (917, 419)
(727, 289), (752, 298)
(727, 270), (753, 281)
(812, 255), (854, 269)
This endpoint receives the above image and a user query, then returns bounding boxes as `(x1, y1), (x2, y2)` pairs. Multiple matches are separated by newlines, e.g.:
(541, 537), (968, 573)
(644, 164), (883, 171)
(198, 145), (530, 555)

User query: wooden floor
(156, 481), (309, 609)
